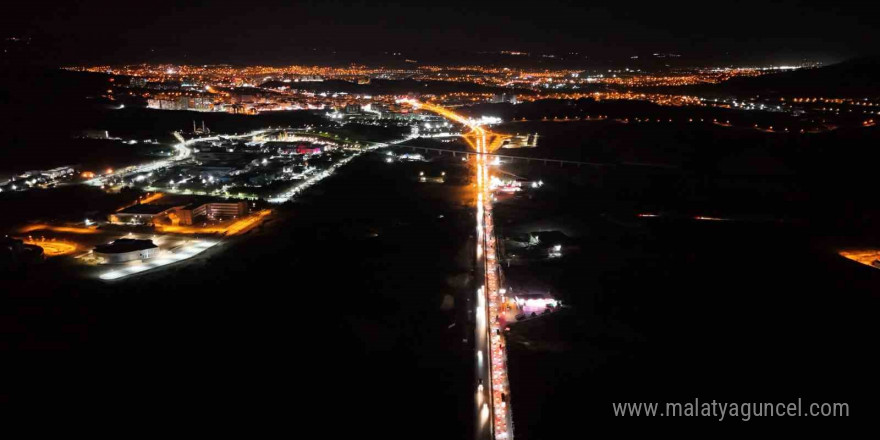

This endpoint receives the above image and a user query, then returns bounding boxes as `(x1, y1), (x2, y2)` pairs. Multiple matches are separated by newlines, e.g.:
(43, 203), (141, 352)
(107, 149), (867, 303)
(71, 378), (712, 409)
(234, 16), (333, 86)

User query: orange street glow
(23, 238), (78, 256)
(155, 210), (271, 236)
(19, 224), (100, 234)
(839, 250), (880, 269)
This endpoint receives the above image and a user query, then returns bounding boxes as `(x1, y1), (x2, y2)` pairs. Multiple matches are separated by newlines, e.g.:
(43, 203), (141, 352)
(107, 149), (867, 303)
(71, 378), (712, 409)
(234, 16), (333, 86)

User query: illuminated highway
(409, 100), (513, 440)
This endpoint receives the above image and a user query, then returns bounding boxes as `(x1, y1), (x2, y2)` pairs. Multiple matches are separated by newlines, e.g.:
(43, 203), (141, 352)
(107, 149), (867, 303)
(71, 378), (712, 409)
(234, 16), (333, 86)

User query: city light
(5, 4), (872, 436)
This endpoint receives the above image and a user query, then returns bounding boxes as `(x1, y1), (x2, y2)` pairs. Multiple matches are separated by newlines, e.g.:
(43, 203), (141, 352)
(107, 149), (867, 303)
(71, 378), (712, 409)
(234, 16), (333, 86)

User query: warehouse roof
(94, 239), (158, 254)
(117, 204), (180, 215)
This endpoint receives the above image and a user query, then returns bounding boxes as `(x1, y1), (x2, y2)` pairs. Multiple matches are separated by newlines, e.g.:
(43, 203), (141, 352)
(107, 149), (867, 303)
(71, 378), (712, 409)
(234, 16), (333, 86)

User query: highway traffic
(409, 100), (514, 440)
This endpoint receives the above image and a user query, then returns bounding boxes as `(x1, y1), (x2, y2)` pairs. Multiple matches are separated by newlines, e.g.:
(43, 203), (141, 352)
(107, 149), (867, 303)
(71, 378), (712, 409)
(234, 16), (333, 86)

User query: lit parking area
(99, 239), (218, 280)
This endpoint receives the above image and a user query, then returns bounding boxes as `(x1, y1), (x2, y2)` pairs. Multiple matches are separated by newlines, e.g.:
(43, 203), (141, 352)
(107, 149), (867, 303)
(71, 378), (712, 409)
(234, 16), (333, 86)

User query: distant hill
(716, 56), (880, 97)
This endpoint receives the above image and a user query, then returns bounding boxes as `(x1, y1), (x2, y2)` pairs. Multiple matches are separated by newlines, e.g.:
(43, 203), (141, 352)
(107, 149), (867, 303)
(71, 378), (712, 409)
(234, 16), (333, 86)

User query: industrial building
(109, 198), (248, 226)
(93, 239), (158, 264)
(109, 204), (182, 225)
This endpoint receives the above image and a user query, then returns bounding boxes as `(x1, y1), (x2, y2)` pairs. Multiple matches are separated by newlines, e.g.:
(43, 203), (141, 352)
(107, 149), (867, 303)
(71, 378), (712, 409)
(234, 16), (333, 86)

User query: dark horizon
(3, 0), (877, 66)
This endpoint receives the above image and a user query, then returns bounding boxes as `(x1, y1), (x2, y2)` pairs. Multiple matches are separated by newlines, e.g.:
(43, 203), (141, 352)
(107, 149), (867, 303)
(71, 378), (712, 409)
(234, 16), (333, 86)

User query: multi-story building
(177, 201), (249, 225)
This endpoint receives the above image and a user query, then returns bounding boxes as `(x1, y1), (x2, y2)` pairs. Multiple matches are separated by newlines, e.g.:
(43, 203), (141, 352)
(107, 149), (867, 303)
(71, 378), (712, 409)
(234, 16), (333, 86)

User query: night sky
(3, 0), (879, 65)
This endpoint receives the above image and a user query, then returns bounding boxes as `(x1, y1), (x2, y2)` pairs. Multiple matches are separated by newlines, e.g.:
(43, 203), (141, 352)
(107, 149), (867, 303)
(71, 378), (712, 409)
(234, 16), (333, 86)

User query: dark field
(484, 121), (880, 437)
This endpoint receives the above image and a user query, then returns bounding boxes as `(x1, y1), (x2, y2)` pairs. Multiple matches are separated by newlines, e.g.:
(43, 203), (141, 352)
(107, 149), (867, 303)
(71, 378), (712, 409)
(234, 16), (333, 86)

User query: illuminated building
(176, 201), (249, 225)
(491, 93), (518, 104)
(93, 239), (158, 264)
(148, 96), (216, 111)
(500, 133), (538, 148)
(81, 129), (110, 139)
(110, 203), (182, 225)
(295, 144), (323, 155)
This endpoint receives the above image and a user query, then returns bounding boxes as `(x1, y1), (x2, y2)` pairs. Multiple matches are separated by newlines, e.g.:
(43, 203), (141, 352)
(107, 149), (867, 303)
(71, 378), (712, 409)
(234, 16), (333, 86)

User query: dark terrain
(2, 153), (477, 438)
(484, 121), (880, 437)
